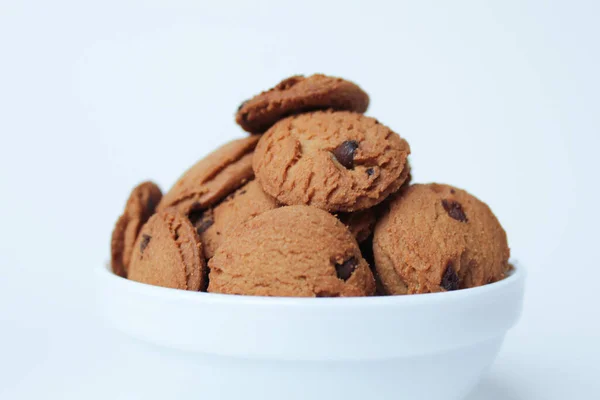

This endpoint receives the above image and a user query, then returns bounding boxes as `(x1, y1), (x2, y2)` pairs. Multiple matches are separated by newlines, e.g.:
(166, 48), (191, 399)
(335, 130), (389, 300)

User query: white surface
(96, 264), (524, 359)
(95, 264), (524, 399)
(0, 0), (598, 398)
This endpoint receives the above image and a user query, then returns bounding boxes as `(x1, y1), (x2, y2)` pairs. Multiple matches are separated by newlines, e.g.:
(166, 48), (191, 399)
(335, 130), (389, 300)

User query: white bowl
(95, 264), (525, 400)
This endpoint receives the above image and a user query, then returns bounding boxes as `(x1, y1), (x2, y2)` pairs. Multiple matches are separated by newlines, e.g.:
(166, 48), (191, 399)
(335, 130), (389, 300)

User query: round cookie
(193, 180), (375, 260)
(111, 181), (162, 278)
(128, 209), (207, 291)
(208, 206), (376, 297)
(158, 136), (260, 215)
(373, 184), (510, 295)
(236, 74), (369, 134)
(193, 180), (279, 259)
(253, 110), (411, 212)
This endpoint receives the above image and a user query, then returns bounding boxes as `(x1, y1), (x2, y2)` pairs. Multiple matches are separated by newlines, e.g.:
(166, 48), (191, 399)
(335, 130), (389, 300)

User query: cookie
(236, 74), (369, 134)
(373, 184), (510, 295)
(193, 180), (279, 259)
(111, 181), (162, 278)
(128, 209), (207, 291)
(158, 136), (260, 215)
(208, 206), (375, 297)
(253, 110), (411, 212)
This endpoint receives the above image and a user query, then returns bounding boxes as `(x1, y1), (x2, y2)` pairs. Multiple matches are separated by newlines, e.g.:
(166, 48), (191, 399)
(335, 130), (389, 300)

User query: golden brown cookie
(373, 184), (510, 295)
(111, 181), (162, 278)
(194, 179), (375, 259)
(128, 209), (207, 291)
(158, 136), (259, 215)
(236, 74), (369, 134)
(253, 110), (411, 212)
(193, 180), (279, 259)
(208, 206), (376, 297)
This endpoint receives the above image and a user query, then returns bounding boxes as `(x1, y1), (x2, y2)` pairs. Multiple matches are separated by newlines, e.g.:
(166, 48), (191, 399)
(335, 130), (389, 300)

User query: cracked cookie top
(208, 205), (375, 297)
(236, 74), (369, 134)
(158, 136), (260, 215)
(253, 110), (411, 212)
(373, 184), (510, 294)
(128, 209), (207, 291)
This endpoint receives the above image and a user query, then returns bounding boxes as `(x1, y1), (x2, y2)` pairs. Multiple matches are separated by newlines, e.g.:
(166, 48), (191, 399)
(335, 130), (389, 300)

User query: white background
(1, 0), (598, 398)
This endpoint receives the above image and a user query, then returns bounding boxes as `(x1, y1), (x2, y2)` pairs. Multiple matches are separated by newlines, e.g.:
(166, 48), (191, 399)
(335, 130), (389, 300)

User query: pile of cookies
(111, 74), (510, 297)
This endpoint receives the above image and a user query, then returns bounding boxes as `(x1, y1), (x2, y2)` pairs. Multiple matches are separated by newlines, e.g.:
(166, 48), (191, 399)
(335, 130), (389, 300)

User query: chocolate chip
(140, 234), (151, 253)
(441, 262), (460, 291)
(450, 189), (456, 194)
(441, 199), (468, 222)
(195, 214), (214, 235)
(366, 168), (374, 176)
(332, 140), (359, 169)
(187, 208), (203, 224)
(335, 257), (358, 281)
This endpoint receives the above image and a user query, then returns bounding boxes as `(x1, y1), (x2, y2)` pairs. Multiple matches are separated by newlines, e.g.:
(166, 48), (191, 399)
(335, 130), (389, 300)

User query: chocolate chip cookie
(111, 181), (162, 278)
(253, 110), (411, 212)
(236, 74), (369, 134)
(128, 209), (207, 291)
(193, 180), (279, 259)
(373, 184), (510, 294)
(208, 205), (376, 297)
(158, 136), (259, 215)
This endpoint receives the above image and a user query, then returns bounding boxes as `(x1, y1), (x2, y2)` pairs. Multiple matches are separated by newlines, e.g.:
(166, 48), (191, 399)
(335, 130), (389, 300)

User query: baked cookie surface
(193, 180), (279, 260)
(128, 209), (207, 291)
(373, 184), (510, 294)
(111, 181), (162, 278)
(236, 74), (369, 134)
(158, 136), (259, 215)
(253, 110), (411, 212)
(208, 205), (375, 297)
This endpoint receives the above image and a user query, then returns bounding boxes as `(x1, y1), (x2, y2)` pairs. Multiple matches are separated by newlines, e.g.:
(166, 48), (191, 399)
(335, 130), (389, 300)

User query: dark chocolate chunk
(332, 140), (359, 169)
(140, 234), (151, 253)
(441, 199), (468, 222)
(441, 262), (460, 291)
(195, 215), (214, 235)
(366, 168), (374, 176)
(187, 208), (203, 224)
(335, 257), (358, 281)
(450, 189), (456, 194)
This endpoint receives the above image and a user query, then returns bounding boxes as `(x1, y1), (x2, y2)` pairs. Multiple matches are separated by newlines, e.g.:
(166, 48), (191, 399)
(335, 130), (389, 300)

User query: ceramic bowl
(95, 263), (525, 400)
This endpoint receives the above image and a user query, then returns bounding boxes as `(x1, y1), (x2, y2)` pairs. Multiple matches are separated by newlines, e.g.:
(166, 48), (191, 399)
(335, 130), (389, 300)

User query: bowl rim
(97, 262), (525, 307)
